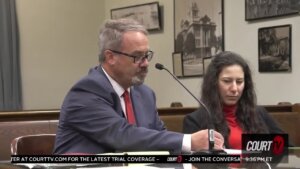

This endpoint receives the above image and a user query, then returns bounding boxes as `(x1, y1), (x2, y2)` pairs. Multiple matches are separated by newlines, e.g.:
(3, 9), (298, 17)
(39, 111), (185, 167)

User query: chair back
(11, 134), (56, 155)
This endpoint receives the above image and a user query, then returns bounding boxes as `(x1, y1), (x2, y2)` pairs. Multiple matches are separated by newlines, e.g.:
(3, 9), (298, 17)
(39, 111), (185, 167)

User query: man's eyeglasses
(109, 49), (154, 64)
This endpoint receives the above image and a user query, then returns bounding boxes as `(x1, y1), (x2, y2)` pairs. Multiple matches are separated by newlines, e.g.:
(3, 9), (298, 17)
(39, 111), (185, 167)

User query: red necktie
(123, 90), (136, 124)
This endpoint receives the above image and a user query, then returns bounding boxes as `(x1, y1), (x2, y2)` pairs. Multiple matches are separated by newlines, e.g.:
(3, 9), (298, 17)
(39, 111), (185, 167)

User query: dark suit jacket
(183, 106), (287, 147)
(54, 66), (183, 154)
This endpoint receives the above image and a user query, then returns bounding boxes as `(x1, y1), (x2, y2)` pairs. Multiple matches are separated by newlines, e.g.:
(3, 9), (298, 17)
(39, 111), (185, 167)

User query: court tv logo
(242, 134), (288, 163)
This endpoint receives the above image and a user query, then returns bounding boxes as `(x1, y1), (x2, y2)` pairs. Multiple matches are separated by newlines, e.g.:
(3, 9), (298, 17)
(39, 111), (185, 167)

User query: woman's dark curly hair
(201, 51), (268, 147)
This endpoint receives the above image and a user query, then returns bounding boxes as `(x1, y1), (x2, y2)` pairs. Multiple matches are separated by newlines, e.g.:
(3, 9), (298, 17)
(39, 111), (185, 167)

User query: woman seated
(183, 51), (288, 150)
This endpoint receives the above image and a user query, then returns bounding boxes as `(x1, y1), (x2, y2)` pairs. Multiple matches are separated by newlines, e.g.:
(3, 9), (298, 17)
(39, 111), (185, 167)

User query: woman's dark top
(183, 106), (289, 148)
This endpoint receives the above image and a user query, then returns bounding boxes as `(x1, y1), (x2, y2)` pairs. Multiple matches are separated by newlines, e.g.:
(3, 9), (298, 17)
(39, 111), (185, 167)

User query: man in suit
(54, 18), (224, 154)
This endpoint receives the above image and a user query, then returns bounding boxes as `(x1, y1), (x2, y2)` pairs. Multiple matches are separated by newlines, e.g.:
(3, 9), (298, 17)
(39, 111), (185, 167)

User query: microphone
(155, 63), (225, 154)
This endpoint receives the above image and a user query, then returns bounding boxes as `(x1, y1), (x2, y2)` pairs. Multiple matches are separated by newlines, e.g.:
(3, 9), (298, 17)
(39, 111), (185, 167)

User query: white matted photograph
(174, 0), (224, 77)
(172, 52), (183, 77)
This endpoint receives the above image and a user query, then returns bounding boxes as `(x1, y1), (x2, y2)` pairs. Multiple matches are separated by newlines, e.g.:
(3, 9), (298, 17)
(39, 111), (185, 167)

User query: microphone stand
(155, 63), (226, 155)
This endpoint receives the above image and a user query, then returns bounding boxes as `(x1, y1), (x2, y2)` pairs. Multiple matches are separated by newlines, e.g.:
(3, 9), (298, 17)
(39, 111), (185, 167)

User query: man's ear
(104, 50), (116, 65)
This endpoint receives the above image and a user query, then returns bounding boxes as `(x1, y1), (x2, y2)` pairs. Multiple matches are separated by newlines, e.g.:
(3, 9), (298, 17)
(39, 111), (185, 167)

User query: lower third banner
(11, 154), (241, 163)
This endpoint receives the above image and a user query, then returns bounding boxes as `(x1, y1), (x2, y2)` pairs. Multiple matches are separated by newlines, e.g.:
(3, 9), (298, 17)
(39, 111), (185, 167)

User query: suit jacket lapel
(96, 66), (123, 117)
(130, 88), (144, 126)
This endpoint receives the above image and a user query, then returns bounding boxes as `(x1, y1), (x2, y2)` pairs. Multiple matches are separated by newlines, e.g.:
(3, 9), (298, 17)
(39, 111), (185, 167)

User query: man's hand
(191, 129), (224, 151)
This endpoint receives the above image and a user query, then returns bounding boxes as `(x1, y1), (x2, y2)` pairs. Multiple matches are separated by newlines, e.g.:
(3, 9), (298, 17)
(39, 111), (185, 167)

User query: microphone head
(155, 63), (164, 70)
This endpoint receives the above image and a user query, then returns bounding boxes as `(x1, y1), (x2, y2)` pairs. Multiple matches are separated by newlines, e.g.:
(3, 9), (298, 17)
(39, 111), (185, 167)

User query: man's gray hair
(98, 18), (148, 62)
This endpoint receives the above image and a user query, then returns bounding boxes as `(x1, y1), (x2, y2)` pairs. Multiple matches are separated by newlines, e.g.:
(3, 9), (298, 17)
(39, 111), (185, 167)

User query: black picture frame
(258, 24), (292, 72)
(174, 0), (224, 77)
(245, 0), (300, 21)
(111, 2), (161, 31)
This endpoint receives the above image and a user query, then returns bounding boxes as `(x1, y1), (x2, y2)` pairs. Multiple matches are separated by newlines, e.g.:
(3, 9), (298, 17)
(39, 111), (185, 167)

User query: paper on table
(224, 149), (242, 155)
(80, 166), (173, 169)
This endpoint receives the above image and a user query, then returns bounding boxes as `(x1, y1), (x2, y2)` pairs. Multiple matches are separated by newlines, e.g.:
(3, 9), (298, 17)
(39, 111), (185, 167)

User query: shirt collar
(101, 67), (130, 97)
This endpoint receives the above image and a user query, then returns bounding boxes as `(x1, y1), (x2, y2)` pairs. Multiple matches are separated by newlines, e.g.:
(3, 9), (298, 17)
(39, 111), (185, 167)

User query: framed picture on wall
(111, 2), (161, 31)
(245, 0), (300, 21)
(174, 0), (224, 77)
(258, 25), (292, 72)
